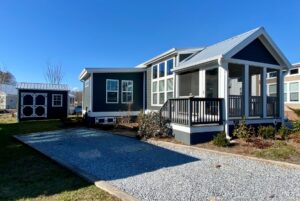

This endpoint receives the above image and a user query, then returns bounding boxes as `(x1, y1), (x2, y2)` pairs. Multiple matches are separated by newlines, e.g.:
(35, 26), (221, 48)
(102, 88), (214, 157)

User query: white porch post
(175, 73), (179, 98)
(244, 64), (249, 118)
(262, 67), (267, 118)
(199, 69), (206, 97)
(218, 60), (229, 138)
(278, 70), (284, 121)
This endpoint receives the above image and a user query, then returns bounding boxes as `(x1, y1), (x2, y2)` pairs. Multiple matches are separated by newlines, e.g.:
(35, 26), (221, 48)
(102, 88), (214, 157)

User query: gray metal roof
(0, 84), (17, 95)
(177, 27), (261, 69)
(16, 82), (69, 91)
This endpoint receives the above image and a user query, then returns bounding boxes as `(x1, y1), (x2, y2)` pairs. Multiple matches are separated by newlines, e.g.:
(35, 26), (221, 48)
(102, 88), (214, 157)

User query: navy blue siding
(232, 38), (279, 65)
(92, 72), (144, 112)
(18, 89), (68, 121)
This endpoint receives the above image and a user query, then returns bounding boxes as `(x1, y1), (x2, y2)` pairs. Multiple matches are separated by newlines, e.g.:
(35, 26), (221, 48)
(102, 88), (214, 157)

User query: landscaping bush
(213, 132), (230, 147)
(257, 125), (276, 139)
(233, 117), (255, 140)
(292, 120), (300, 133)
(277, 124), (290, 140)
(137, 111), (172, 139)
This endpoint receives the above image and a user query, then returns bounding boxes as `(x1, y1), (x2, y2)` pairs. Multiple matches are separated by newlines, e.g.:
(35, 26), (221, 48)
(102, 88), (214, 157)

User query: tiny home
(80, 27), (292, 145)
(16, 82), (69, 121)
(0, 84), (17, 109)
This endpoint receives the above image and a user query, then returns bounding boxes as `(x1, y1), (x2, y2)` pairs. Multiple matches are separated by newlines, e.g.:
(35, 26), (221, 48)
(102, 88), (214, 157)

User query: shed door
(21, 93), (47, 118)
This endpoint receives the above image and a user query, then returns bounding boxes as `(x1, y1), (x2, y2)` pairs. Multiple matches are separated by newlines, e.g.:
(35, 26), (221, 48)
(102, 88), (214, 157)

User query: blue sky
(0, 0), (299, 90)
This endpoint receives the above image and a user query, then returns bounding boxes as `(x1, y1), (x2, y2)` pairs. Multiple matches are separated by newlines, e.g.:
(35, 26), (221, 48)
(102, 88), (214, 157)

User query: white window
(290, 69), (299, 75)
(122, 80), (133, 103)
(106, 79), (119, 103)
(268, 84), (277, 97)
(151, 58), (174, 106)
(52, 94), (63, 107)
(167, 78), (174, 99)
(284, 83), (287, 102)
(290, 82), (299, 102)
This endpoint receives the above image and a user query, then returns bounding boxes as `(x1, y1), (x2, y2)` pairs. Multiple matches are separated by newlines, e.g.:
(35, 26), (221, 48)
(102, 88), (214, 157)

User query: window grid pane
(159, 62), (165, 77)
(167, 59), (173, 75)
(159, 80), (165, 92)
(153, 65), (157, 79)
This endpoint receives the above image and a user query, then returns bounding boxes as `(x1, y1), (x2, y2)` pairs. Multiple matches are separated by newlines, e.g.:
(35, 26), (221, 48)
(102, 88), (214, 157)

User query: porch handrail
(160, 97), (224, 126)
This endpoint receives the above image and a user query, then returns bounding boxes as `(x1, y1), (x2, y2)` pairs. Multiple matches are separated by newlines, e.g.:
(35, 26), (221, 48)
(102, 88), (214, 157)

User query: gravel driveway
(16, 128), (300, 201)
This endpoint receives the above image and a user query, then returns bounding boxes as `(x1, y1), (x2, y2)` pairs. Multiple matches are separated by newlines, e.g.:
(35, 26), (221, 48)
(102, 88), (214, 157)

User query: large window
(151, 58), (174, 106)
(152, 65), (157, 79)
(52, 94), (63, 107)
(159, 62), (165, 77)
(290, 82), (299, 102)
(106, 79), (119, 103)
(122, 80), (133, 103)
(167, 59), (173, 75)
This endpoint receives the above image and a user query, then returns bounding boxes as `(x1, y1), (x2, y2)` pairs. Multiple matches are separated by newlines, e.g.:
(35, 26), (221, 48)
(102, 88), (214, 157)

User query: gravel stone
(17, 128), (300, 201)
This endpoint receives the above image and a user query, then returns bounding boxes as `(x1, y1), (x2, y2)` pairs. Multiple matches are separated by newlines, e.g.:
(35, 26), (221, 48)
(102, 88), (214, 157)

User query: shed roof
(16, 82), (69, 91)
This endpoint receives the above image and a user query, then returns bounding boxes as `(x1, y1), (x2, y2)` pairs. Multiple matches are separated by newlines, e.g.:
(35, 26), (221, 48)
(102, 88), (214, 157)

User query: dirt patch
(152, 137), (300, 165)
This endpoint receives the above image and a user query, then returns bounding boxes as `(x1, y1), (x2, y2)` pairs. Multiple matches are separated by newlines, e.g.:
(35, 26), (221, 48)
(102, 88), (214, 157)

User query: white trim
(87, 111), (140, 117)
(224, 27), (292, 69)
(21, 92), (47, 118)
(121, 80), (133, 104)
(225, 58), (281, 69)
(79, 68), (145, 80)
(171, 123), (224, 133)
(90, 73), (93, 111)
(52, 94), (63, 107)
(106, 79), (119, 104)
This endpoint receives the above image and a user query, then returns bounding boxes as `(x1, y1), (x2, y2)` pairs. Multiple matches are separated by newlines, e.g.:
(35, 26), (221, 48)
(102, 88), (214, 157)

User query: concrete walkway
(16, 128), (300, 201)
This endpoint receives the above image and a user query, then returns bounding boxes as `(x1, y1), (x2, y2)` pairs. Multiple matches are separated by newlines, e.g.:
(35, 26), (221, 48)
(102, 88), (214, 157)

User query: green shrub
(277, 124), (290, 140)
(213, 132), (230, 147)
(257, 125), (276, 139)
(233, 117), (255, 140)
(137, 111), (172, 139)
(292, 120), (300, 133)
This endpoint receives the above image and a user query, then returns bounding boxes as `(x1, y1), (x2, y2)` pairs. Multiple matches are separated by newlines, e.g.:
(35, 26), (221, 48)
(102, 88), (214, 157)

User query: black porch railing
(249, 96), (262, 117)
(228, 95), (243, 117)
(267, 96), (278, 117)
(160, 97), (224, 126)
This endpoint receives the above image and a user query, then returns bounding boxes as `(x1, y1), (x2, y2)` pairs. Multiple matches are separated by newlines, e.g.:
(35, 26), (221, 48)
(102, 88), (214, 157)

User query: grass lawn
(0, 114), (118, 201)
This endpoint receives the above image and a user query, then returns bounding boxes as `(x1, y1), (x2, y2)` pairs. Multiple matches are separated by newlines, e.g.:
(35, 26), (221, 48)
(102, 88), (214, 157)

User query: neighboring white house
(0, 84), (18, 109)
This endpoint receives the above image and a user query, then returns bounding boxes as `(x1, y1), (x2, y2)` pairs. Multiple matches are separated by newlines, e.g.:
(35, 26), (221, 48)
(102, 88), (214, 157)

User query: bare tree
(70, 90), (82, 106)
(0, 66), (16, 85)
(44, 62), (64, 84)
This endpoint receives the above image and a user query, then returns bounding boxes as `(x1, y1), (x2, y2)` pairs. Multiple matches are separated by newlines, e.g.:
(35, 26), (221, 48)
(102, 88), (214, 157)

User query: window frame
(289, 82), (299, 102)
(121, 80), (133, 104)
(151, 57), (174, 106)
(290, 68), (299, 75)
(52, 94), (63, 107)
(106, 79), (119, 104)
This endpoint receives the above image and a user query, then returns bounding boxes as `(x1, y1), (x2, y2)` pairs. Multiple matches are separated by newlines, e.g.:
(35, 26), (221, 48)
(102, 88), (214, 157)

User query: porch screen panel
(266, 69), (279, 117)
(228, 63), (244, 117)
(179, 70), (199, 96)
(249, 66), (263, 117)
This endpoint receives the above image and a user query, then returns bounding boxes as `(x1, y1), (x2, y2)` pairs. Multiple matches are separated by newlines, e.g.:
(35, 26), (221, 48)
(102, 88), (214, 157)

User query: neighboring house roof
(0, 84), (17, 95)
(136, 47), (204, 68)
(16, 82), (69, 91)
(293, 62), (300, 67)
(175, 27), (292, 71)
(79, 68), (146, 80)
